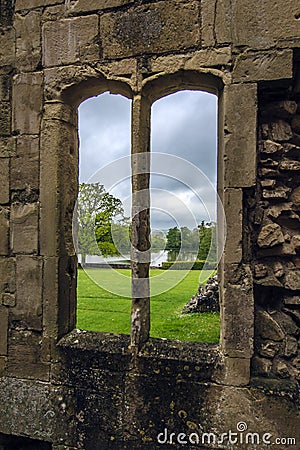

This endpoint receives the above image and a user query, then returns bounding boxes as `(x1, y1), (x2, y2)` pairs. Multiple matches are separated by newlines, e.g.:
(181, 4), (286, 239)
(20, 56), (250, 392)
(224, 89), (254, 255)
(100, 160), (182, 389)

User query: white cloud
(79, 90), (218, 229)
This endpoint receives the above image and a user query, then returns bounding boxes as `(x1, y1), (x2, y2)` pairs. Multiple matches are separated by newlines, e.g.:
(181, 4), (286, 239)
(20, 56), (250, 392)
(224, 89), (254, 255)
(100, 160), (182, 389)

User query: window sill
(57, 330), (219, 383)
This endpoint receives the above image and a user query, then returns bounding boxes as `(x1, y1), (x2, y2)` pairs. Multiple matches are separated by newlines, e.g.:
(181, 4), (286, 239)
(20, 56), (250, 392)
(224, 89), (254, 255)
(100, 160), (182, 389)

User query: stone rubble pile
(182, 275), (219, 314)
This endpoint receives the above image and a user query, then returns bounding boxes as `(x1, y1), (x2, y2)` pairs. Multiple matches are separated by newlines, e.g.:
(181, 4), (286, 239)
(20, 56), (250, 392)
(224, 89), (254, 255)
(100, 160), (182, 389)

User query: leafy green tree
(110, 221), (131, 255)
(150, 231), (166, 252)
(166, 227), (181, 252)
(197, 221), (217, 262)
(77, 183), (124, 264)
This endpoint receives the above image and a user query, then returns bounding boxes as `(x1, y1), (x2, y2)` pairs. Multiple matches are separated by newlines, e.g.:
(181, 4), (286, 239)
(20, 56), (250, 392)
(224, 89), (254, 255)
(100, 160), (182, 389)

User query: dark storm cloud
(151, 90), (217, 184)
(78, 91), (218, 229)
(79, 93), (131, 182)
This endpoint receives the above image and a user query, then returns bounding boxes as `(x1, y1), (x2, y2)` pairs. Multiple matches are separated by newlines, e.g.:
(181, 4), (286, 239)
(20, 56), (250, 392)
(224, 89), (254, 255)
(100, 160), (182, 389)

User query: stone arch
(40, 74), (133, 340)
(142, 69), (223, 103)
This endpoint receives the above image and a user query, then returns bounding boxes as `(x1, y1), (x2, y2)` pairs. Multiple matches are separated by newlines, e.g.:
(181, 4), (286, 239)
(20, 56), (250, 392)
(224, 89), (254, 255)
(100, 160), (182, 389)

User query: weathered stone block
(42, 15), (99, 67)
(279, 159), (300, 171)
(269, 120), (293, 141)
(0, 137), (16, 157)
(11, 136), (39, 191)
(262, 186), (290, 200)
(256, 310), (285, 341)
(58, 256), (77, 337)
(232, 0), (300, 49)
(223, 189), (243, 263)
(201, 0), (217, 47)
(213, 356), (250, 386)
(0, 28), (15, 66)
(273, 261), (284, 278)
(254, 274), (283, 288)
(40, 118), (78, 257)
(0, 207), (9, 255)
(40, 120), (60, 257)
(284, 295), (300, 306)
(257, 223), (284, 248)
(2, 293), (16, 307)
(254, 263), (268, 279)
(258, 340), (279, 358)
(0, 76), (11, 101)
(273, 310), (299, 336)
(11, 203), (39, 254)
(12, 256), (43, 330)
(67, 0), (133, 13)
(185, 47), (232, 69)
(0, 305), (8, 355)
(272, 359), (290, 378)
(43, 64), (105, 102)
(0, 378), (77, 445)
(43, 4), (67, 22)
(285, 336), (298, 357)
(43, 102), (77, 127)
(150, 47), (232, 74)
(291, 186), (300, 207)
(261, 140), (283, 155)
(0, 257), (15, 293)
(252, 356), (272, 377)
(261, 179), (276, 188)
(223, 83), (257, 187)
(43, 256), (59, 337)
(15, 0), (63, 10)
(7, 330), (49, 380)
(233, 50), (293, 82)
(215, 0), (232, 44)
(0, 103), (11, 136)
(284, 270), (300, 291)
(12, 73), (43, 135)
(221, 268), (254, 358)
(15, 11), (41, 71)
(101, 1), (200, 59)
(0, 158), (9, 204)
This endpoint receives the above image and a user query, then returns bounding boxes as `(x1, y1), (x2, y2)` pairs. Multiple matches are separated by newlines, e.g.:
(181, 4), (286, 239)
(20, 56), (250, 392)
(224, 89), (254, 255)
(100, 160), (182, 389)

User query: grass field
(77, 268), (220, 343)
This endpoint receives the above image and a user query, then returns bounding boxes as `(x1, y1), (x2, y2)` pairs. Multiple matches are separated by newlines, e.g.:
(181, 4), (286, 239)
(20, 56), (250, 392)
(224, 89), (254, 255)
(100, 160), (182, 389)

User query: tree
(166, 227), (181, 251)
(197, 221), (217, 262)
(95, 216), (131, 257)
(150, 230), (166, 252)
(164, 222), (217, 263)
(77, 182), (125, 264)
(166, 227), (181, 260)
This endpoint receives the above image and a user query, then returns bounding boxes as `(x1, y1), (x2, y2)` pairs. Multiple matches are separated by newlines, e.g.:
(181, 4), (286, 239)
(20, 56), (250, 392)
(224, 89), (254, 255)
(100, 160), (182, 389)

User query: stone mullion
(40, 102), (78, 339)
(130, 94), (151, 351)
(216, 83), (258, 386)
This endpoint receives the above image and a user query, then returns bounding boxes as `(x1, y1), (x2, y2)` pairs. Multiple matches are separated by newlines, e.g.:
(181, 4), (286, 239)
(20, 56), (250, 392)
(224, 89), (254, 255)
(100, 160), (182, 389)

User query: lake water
(78, 251), (168, 267)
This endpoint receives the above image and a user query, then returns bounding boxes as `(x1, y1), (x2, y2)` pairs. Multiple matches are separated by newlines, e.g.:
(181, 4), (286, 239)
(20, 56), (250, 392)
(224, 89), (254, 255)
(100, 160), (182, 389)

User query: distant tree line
(77, 183), (216, 265)
(165, 222), (216, 261)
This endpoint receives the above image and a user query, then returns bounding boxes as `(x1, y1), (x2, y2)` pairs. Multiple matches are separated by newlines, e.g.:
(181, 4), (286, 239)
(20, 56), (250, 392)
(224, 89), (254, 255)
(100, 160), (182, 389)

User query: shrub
(160, 260), (217, 270)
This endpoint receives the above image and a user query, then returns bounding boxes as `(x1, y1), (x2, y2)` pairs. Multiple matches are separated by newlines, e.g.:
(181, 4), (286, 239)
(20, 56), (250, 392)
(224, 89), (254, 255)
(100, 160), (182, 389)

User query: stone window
(72, 75), (221, 346)
(76, 88), (219, 341)
(40, 68), (256, 385)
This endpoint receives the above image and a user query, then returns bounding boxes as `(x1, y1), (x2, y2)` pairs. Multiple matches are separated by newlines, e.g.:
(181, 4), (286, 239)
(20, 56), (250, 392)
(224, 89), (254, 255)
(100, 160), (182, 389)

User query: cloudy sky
(78, 90), (218, 230)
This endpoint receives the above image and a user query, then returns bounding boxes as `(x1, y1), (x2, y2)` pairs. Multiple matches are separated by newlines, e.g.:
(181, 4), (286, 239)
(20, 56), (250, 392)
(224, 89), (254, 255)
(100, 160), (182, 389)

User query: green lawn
(77, 268), (220, 343)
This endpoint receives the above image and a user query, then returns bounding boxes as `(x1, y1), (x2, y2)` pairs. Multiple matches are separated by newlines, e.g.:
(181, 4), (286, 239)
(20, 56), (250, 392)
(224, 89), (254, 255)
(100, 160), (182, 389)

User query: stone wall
(0, 0), (299, 449)
(248, 59), (300, 382)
